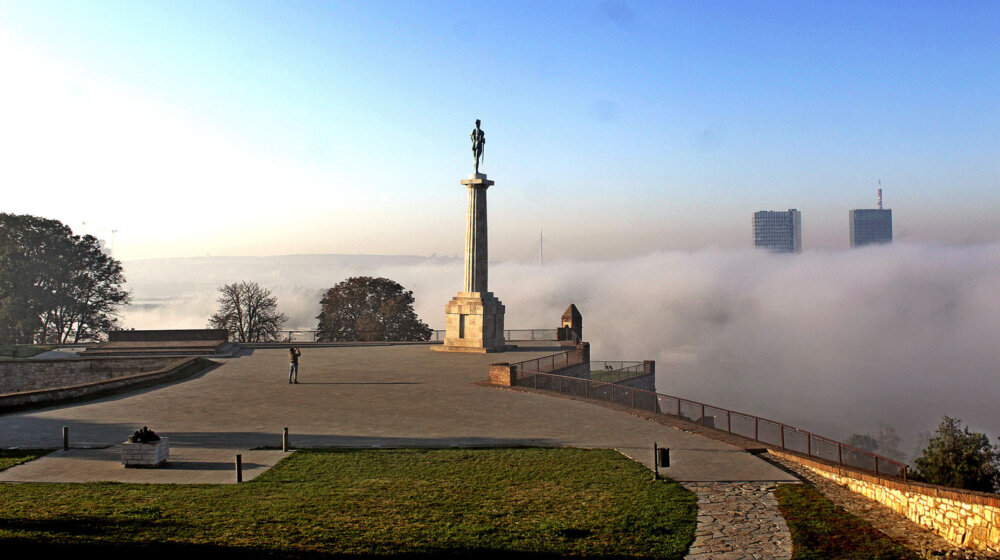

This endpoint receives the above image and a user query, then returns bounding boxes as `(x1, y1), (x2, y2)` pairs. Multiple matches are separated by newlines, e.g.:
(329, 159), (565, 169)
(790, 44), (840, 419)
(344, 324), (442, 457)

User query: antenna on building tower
(877, 180), (883, 210)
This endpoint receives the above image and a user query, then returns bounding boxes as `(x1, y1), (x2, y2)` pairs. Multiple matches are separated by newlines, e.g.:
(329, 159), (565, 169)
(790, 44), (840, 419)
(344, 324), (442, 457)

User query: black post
(62, 426), (69, 451)
(653, 442), (659, 481)
(236, 454), (243, 483)
(282, 427), (289, 452)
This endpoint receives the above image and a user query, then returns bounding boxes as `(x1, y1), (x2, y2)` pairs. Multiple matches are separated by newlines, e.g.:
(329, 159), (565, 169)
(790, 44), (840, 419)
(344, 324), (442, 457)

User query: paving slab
(0, 342), (794, 483)
(0, 447), (287, 484)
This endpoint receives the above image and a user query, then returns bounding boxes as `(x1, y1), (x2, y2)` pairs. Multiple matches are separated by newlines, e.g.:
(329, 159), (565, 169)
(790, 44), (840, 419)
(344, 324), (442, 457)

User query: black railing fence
(514, 364), (908, 481)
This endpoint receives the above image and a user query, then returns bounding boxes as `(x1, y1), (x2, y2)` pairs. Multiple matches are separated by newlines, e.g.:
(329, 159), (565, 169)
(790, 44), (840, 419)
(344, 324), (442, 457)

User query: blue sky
(1, 1), (998, 259)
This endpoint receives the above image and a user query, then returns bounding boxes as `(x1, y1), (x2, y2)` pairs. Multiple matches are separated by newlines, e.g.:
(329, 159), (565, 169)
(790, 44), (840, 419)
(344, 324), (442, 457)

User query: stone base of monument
(121, 438), (169, 468)
(432, 291), (515, 353)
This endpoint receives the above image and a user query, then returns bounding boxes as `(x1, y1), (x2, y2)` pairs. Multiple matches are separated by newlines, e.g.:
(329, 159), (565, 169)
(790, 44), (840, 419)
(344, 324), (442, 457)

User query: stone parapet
(0, 357), (188, 394)
(489, 363), (516, 386)
(0, 358), (207, 413)
(771, 450), (1000, 553)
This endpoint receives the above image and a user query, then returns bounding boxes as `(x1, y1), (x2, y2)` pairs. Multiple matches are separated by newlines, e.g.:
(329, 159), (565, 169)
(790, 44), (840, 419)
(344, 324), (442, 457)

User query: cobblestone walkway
(683, 482), (794, 560)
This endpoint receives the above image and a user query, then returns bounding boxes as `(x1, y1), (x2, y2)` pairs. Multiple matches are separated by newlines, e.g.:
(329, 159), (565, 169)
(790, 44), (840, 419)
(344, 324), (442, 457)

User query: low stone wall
(613, 372), (656, 392)
(772, 450), (1000, 553)
(0, 358), (207, 412)
(0, 357), (185, 394)
(110, 329), (228, 342)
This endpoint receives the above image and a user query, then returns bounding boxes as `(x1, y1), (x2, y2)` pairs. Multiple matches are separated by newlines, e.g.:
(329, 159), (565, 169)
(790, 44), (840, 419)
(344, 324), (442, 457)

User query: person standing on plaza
(288, 347), (301, 383)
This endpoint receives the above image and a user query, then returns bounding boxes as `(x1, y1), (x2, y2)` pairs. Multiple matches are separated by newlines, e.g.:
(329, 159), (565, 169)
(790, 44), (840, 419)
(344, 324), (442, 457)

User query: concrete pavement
(0, 342), (795, 483)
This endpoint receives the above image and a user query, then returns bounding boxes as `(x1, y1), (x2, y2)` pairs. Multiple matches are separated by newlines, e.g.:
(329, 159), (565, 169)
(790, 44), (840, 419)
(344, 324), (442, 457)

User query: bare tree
(209, 281), (287, 342)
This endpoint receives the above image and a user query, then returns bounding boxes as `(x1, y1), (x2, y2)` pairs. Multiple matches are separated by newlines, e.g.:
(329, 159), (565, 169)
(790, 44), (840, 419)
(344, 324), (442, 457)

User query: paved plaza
(0, 342), (795, 484)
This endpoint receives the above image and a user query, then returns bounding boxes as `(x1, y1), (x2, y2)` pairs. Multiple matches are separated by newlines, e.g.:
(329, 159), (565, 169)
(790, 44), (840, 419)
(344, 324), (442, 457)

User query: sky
(1, 1), (999, 261)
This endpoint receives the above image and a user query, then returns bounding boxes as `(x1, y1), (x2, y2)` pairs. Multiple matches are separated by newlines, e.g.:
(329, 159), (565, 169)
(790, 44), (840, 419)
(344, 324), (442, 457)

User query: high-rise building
(850, 189), (892, 247)
(753, 209), (802, 253)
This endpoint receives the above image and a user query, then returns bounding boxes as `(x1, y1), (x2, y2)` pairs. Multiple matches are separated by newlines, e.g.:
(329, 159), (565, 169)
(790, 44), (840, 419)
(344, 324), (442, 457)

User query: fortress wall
(0, 357), (203, 412)
(772, 450), (1000, 553)
(0, 357), (189, 394)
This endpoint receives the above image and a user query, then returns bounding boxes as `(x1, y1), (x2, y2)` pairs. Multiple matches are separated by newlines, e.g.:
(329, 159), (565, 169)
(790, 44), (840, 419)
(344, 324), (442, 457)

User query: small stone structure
(121, 438), (170, 468)
(773, 450), (1000, 553)
(434, 173), (511, 353)
(557, 304), (582, 342)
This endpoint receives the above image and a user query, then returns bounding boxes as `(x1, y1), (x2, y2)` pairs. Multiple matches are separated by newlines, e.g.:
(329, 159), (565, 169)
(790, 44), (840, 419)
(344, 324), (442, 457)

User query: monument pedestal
(432, 291), (512, 353)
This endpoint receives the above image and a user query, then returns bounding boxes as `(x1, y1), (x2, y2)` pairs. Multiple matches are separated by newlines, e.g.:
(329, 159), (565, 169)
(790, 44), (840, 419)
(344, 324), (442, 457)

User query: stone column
(433, 173), (511, 353)
(462, 174), (492, 293)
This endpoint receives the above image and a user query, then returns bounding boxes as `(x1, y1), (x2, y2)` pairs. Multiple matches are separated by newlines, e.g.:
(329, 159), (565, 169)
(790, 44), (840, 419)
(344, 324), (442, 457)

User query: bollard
(282, 427), (289, 452)
(62, 426), (69, 451)
(658, 447), (670, 468)
(653, 442), (660, 481)
(236, 454), (243, 483)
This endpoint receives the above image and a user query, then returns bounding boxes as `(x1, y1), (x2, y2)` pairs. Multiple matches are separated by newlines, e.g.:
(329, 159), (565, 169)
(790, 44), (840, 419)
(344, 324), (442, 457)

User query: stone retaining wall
(0, 358), (206, 412)
(0, 357), (185, 394)
(772, 450), (1000, 553)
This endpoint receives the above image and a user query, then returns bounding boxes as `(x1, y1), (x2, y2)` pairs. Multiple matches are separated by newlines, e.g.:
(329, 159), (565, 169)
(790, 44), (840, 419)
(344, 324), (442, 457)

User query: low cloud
(121, 244), (1000, 456)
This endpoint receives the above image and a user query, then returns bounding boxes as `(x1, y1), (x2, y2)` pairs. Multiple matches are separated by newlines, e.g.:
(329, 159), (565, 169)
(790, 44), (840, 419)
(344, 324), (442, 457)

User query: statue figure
(470, 119), (485, 174)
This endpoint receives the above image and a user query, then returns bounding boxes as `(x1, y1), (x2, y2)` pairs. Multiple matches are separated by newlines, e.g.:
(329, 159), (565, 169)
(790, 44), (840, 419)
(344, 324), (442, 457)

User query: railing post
(838, 443), (843, 467)
(701, 404), (706, 426)
(677, 399), (681, 419)
(780, 425), (785, 450)
(807, 433), (812, 457)
(903, 464), (908, 482)
(727, 411), (732, 434)
(754, 417), (759, 441)
(874, 456), (880, 477)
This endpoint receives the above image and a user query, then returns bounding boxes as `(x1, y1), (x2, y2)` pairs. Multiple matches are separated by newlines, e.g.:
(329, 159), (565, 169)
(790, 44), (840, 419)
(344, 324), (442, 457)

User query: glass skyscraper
(849, 209), (893, 247)
(753, 209), (802, 253)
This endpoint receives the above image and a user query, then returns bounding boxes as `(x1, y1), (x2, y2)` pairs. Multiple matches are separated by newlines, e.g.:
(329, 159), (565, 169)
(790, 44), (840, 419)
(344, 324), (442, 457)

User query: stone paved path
(683, 482), (794, 560)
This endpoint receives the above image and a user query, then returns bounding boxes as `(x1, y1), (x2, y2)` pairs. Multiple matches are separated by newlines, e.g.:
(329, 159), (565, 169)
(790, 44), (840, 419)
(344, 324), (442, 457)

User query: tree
(0, 213), (130, 344)
(845, 434), (879, 454)
(209, 281), (287, 342)
(912, 416), (1000, 493)
(316, 276), (431, 342)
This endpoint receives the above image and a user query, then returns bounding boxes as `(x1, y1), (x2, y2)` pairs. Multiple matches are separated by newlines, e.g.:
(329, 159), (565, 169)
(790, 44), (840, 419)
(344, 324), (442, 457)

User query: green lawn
(0, 449), (50, 472)
(0, 344), (54, 360)
(0, 448), (697, 558)
(776, 484), (919, 560)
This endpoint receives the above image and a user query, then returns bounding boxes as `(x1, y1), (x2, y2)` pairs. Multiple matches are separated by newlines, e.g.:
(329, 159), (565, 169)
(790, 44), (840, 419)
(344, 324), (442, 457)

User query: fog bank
(121, 244), (1000, 455)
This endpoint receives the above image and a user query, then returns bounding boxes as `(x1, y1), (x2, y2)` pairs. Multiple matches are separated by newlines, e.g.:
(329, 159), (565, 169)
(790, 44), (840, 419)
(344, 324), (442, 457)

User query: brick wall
(772, 450), (1000, 553)
(0, 357), (188, 394)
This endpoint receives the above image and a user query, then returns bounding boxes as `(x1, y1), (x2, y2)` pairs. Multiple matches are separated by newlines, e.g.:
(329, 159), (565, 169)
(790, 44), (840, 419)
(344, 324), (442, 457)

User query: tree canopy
(912, 416), (1000, 493)
(209, 281), (287, 342)
(0, 213), (130, 343)
(316, 276), (432, 342)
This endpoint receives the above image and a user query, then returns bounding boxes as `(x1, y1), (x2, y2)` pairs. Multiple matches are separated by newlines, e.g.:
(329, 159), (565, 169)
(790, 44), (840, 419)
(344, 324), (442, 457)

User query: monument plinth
(434, 172), (511, 353)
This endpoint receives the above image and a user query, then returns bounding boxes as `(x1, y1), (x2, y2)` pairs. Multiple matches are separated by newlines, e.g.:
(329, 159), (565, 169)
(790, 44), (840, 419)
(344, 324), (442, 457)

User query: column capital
(461, 173), (494, 188)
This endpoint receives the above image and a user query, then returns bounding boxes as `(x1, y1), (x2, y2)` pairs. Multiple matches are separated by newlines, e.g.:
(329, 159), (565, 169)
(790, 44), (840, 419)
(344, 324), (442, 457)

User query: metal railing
(279, 328), (558, 343)
(508, 349), (583, 375)
(589, 361), (645, 383)
(514, 369), (909, 481)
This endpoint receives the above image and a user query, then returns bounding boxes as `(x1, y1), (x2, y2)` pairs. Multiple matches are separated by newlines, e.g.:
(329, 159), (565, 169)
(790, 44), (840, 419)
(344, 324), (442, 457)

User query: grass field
(0, 447), (697, 558)
(0, 449), (50, 472)
(776, 484), (919, 560)
(0, 344), (54, 360)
